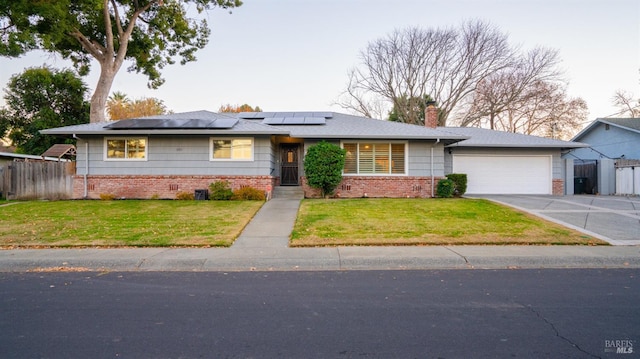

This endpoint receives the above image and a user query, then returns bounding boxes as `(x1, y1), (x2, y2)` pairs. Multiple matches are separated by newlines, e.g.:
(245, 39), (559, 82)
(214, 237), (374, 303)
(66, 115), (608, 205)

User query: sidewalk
(1, 245), (638, 272)
(1, 197), (639, 272)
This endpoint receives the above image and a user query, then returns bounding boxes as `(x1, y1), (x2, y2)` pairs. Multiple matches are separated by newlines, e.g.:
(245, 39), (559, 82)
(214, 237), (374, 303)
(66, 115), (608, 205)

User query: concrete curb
(1, 246), (638, 272)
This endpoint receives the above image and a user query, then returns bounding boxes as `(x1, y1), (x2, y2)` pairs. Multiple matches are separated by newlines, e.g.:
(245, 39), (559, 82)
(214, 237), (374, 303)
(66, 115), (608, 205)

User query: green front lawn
(0, 200), (263, 247)
(291, 198), (605, 246)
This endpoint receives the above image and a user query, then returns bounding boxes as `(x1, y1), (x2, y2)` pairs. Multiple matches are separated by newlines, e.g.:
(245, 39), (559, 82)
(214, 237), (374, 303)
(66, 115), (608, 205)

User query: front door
(280, 144), (299, 185)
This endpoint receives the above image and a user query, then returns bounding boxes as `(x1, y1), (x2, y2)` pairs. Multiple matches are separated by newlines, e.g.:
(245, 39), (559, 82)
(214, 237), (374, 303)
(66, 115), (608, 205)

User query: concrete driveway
(473, 195), (640, 246)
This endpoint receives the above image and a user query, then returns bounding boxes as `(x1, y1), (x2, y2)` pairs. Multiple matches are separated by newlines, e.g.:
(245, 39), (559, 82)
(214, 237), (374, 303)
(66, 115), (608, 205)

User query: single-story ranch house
(41, 109), (587, 199)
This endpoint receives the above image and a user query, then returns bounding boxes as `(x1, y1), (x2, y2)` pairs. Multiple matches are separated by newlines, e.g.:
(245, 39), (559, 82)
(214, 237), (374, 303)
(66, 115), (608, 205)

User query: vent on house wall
(413, 185), (422, 192)
(87, 184), (96, 191)
(169, 184), (179, 191)
(342, 184), (351, 191)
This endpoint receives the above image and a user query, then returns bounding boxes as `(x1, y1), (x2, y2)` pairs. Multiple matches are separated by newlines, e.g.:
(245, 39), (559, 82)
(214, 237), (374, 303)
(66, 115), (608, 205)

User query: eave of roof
(442, 127), (589, 149)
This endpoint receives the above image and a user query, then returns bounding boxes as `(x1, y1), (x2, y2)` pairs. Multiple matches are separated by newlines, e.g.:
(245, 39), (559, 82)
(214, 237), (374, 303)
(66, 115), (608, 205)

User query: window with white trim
(210, 138), (253, 160)
(342, 142), (406, 175)
(105, 137), (147, 160)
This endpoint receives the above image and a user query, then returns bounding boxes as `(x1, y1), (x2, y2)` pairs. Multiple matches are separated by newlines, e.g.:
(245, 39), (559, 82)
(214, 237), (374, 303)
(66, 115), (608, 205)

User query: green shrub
(303, 141), (346, 198)
(446, 173), (467, 196)
(232, 187), (266, 201)
(436, 179), (455, 198)
(175, 191), (195, 200)
(209, 181), (233, 200)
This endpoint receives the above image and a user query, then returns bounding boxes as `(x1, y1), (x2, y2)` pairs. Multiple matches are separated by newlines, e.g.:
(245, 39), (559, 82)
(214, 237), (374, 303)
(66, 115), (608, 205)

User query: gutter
(73, 134), (88, 198)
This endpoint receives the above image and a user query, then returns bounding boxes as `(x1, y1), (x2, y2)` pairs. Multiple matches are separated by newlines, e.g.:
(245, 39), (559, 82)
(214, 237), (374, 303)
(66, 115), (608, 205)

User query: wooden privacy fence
(2, 161), (75, 200)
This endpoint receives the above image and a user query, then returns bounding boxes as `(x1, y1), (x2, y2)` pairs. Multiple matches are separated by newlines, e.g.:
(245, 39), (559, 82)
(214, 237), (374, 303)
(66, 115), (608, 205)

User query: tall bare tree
(460, 47), (563, 129)
(611, 90), (640, 117)
(336, 20), (514, 126)
(472, 81), (587, 139)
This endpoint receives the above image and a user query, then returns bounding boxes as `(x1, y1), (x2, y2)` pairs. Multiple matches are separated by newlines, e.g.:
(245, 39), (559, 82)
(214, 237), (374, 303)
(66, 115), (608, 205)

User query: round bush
(436, 179), (455, 198)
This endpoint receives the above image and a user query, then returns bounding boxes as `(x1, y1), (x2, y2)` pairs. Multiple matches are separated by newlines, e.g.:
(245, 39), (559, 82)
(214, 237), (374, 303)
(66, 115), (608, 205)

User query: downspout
(431, 138), (440, 198)
(73, 134), (88, 198)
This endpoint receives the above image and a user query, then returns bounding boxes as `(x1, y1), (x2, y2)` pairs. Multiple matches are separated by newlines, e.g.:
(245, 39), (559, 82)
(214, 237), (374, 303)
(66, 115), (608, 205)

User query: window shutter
(343, 143), (357, 173)
(391, 144), (405, 174)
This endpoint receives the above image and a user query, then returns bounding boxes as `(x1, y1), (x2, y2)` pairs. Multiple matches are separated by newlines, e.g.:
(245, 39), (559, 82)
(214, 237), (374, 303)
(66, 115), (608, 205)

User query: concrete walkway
(231, 198), (300, 250)
(1, 196), (639, 272)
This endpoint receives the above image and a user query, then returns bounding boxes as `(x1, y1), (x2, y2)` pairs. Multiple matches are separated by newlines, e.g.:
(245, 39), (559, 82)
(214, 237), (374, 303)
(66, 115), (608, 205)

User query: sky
(1, 0), (639, 127)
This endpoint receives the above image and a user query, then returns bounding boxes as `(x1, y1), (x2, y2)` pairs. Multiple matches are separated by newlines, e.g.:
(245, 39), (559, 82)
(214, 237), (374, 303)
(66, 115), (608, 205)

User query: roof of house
(572, 118), (640, 141)
(40, 110), (584, 148)
(442, 127), (588, 148)
(238, 112), (467, 142)
(41, 111), (290, 136)
(41, 111), (469, 143)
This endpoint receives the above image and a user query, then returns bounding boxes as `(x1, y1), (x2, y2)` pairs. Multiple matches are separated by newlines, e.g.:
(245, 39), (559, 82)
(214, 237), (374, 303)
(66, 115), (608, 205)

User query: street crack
(444, 247), (471, 267)
(524, 304), (601, 358)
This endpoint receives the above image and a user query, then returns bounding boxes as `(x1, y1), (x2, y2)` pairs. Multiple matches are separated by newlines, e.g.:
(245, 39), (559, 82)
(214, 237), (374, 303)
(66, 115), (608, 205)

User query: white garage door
(452, 155), (552, 194)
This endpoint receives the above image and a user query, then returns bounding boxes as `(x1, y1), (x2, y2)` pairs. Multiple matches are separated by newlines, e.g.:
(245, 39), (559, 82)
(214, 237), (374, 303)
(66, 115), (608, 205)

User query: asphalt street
(1, 269), (638, 358)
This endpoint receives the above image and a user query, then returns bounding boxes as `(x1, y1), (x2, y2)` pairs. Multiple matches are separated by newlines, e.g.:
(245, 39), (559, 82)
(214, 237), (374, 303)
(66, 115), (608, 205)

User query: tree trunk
(90, 65), (117, 123)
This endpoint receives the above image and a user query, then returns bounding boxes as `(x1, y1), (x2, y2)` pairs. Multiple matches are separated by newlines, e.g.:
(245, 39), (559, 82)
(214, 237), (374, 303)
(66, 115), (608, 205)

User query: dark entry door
(280, 144), (299, 185)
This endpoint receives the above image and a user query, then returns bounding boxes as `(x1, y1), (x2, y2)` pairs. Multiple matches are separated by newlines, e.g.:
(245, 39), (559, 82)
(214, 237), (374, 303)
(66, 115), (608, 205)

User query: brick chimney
(424, 102), (438, 128)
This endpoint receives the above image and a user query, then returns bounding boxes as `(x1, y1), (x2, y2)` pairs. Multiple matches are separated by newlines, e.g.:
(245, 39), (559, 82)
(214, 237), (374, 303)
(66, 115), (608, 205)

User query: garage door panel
(453, 155), (551, 194)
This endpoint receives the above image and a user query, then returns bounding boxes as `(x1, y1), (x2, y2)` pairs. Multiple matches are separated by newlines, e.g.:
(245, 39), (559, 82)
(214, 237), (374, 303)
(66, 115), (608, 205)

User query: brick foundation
(71, 175), (560, 199)
(302, 176), (443, 198)
(72, 175), (276, 199)
(552, 178), (564, 196)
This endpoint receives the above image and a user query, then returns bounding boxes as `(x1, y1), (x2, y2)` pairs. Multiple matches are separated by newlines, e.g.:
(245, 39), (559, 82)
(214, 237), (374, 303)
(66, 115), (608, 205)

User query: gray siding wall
(407, 141), (445, 177)
(269, 138), (278, 178)
(445, 148), (564, 178)
(569, 124), (640, 160)
(302, 139), (444, 177)
(77, 135), (273, 176)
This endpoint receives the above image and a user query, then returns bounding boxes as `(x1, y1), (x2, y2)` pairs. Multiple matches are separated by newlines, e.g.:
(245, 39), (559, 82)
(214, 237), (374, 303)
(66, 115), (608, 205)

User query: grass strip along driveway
(291, 198), (605, 246)
(0, 200), (263, 247)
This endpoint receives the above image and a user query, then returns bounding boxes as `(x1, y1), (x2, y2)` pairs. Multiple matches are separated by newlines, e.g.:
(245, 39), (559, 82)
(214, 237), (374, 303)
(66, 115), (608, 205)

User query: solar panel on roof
(104, 118), (238, 129)
(237, 112), (265, 119)
(261, 117), (326, 125)
(304, 117), (326, 124)
(240, 112), (333, 119)
(261, 117), (285, 125)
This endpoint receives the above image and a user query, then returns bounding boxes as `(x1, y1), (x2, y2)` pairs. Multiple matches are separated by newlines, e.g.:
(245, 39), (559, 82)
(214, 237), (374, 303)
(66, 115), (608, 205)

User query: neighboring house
(564, 118), (640, 195)
(569, 118), (640, 160)
(41, 110), (585, 199)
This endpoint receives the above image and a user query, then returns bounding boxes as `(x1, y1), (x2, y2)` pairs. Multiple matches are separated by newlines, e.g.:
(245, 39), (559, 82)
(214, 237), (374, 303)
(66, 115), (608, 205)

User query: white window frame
(341, 141), (408, 176)
(210, 137), (254, 161)
(104, 137), (148, 161)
